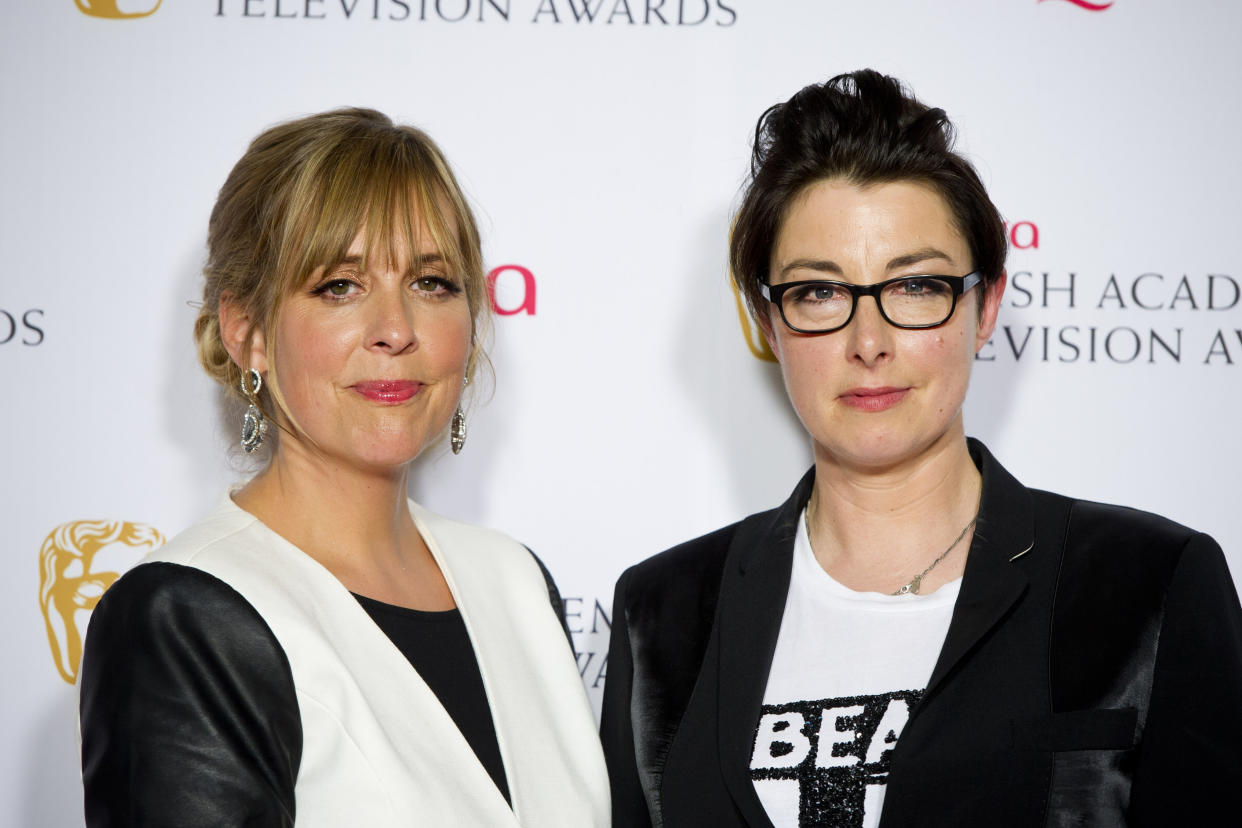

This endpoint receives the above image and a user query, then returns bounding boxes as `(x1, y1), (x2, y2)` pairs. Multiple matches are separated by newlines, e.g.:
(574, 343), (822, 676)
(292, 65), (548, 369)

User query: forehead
(774, 178), (968, 268)
(329, 193), (459, 273)
(345, 212), (448, 257)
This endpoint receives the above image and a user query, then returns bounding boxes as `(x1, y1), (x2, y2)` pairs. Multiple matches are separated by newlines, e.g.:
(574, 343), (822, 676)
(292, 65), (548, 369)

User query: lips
(838, 386), (909, 412)
(351, 380), (422, 404)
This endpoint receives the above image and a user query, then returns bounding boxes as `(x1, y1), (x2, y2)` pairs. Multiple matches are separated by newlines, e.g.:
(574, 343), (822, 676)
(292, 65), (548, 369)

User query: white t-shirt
(750, 510), (961, 828)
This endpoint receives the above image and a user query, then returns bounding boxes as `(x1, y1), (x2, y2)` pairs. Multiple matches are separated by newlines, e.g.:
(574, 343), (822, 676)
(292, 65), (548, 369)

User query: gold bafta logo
(730, 276), (777, 362)
(75, 0), (163, 19)
(38, 520), (165, 684)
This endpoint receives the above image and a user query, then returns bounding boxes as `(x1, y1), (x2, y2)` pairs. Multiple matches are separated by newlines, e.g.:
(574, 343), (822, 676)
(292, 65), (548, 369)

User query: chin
(344, 438), (433, 472)
(819, 430), (941, 473)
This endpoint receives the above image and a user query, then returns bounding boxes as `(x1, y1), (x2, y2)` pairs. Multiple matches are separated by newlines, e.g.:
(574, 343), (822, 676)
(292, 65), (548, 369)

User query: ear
(756, 307), (782, 362)
(975, 270), (1006, 352)
(218, 292), (269, 374)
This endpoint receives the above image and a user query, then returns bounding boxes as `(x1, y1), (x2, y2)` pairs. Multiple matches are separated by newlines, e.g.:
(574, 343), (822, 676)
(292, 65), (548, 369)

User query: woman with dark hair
(78, 108), (609, 827)
(601, 70), (1242, 827)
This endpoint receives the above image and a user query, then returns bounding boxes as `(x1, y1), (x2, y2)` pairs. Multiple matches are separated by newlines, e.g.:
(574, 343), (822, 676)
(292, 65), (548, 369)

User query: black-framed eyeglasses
(760, 272), (982, 334)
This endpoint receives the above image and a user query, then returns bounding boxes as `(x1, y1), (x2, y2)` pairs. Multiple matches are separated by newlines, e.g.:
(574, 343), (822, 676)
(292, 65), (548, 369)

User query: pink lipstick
(838, 386), (909, 412)
(352, 380), (422, 404)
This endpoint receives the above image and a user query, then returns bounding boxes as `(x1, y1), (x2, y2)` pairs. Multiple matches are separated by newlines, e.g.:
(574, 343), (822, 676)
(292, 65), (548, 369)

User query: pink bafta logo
(1039, 0), (1114, 10)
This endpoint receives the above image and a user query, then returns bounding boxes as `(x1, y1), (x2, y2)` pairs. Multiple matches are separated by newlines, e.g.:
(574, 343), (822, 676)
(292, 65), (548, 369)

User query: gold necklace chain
(889, 515), (976, 595)
(804, 499), (978, 596)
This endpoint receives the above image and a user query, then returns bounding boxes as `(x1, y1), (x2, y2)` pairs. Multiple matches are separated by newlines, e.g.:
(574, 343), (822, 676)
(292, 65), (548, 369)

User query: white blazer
(145, 494), (610, 827)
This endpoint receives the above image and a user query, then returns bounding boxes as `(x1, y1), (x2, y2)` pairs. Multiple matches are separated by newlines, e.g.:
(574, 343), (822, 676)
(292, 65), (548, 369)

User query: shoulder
(617, 519), (745, 609)
(145, 494), (267, 568)
(971, 439), (1214, 579)
(86, 559), (292, 675)
(1030, 489), (1211, 577)
(83, 499), (295, 685)
(80, 561), (302, 826)
(1037, 490), (1199, 546)
(1031, 490), (1231, 682)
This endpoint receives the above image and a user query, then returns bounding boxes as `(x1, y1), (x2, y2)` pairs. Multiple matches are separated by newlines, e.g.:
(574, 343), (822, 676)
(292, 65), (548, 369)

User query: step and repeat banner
(3, 0), (1240, 824)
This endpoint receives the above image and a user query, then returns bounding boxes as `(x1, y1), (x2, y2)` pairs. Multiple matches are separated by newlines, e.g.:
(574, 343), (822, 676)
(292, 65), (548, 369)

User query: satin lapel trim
(924, 441), (1035, 699)
(716, 471), (813, 828)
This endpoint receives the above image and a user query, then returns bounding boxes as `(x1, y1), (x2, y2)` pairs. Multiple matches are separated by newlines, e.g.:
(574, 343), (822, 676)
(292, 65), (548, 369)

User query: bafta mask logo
(38, 520), (165, 684)
(75, 0), (163, 19)
(730, 277), (777, 363)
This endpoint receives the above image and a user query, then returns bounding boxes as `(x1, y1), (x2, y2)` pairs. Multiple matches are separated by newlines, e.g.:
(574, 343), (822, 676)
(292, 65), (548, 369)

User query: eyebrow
(328, 252), (445, 273)
(778, 246), (958, 279)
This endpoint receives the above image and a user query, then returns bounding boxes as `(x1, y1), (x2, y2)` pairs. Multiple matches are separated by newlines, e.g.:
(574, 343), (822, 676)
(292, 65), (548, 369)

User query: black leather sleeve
(79, 562), (302, 828)
(1128, 533), (1242, 825)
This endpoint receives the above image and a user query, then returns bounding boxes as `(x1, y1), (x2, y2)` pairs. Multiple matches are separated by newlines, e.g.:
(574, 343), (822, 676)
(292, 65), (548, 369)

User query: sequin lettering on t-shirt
(750, 690), (921, 827)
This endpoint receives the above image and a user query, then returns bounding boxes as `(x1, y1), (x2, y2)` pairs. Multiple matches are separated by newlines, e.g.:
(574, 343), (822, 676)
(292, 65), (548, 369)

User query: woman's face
(252, 221), (472, 474)
(763, 178), (1003, 473)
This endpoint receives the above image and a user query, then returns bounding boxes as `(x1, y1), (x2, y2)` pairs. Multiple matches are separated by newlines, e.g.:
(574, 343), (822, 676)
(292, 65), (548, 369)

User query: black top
(353, 593), (511, 806)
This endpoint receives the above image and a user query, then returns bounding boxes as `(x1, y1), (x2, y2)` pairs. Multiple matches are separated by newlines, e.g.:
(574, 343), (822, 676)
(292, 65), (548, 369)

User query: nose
(366, 284), (418, 355)
(844, 294), (894, 366)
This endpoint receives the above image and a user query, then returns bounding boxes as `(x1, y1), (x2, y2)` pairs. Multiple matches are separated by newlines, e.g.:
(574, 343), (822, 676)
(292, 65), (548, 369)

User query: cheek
(778, 337), (836, 403)
(272, 318), (353, 404)
(426, 311), (474, 371)
(922, 331), (975, 409)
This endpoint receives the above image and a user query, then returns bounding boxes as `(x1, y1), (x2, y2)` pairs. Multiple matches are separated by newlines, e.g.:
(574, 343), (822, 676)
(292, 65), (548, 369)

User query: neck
(232, 436), (454, 610)
(806, 428), (980, 594)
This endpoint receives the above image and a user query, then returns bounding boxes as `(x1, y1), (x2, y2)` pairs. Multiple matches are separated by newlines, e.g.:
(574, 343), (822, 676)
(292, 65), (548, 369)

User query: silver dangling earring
(450, 406), (466, 455)
(239, 368), (268, 454)
(450, 374), (468, 455)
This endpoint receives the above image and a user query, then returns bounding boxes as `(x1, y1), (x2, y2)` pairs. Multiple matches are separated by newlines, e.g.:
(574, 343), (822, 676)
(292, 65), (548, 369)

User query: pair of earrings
(239, 369), (468, 455)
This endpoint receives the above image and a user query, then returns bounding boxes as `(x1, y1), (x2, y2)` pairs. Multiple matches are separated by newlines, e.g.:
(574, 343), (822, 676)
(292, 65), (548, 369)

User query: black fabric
(527, 545), (574, 647)
(600, 439), (1242, 828)
(79, 562), (301, 828)
(601, 522), (738, 825)
(352, 594), (511, 806)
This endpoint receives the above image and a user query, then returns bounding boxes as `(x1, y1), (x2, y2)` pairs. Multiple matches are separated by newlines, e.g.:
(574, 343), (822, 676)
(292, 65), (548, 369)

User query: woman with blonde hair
(79, 108), (609, 827)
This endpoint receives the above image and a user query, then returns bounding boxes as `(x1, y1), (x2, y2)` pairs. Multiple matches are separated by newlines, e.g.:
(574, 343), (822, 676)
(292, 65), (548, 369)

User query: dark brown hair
(730, 69), (1007, 321)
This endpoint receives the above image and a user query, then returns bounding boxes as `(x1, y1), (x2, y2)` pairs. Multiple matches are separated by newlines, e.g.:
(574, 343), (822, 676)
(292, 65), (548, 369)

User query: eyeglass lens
(782, 277), (957, 331)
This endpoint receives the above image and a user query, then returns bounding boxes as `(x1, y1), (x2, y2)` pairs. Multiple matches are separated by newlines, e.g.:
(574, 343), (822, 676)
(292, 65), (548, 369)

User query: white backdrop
(3, 1), (1240, 824)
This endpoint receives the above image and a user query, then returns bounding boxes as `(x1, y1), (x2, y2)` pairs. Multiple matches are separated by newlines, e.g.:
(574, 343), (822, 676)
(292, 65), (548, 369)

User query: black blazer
(601, 440), (1242, 827)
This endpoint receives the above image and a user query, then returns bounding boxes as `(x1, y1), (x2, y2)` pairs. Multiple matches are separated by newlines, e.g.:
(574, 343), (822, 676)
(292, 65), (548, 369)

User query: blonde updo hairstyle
(194, 107), (490, 452)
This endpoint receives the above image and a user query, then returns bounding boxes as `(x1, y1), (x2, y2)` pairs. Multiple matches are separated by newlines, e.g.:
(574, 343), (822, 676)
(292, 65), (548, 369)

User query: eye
(310, 277), (361, 300)
(413, 275), (463, 296)
(892, 277), (950, 297)
(788, 282), (847, 304)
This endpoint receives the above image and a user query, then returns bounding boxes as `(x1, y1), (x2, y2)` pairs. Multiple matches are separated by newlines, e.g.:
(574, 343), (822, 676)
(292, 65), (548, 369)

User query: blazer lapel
(716, 470), (814, 827)
(923, 440), (1035, 700)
